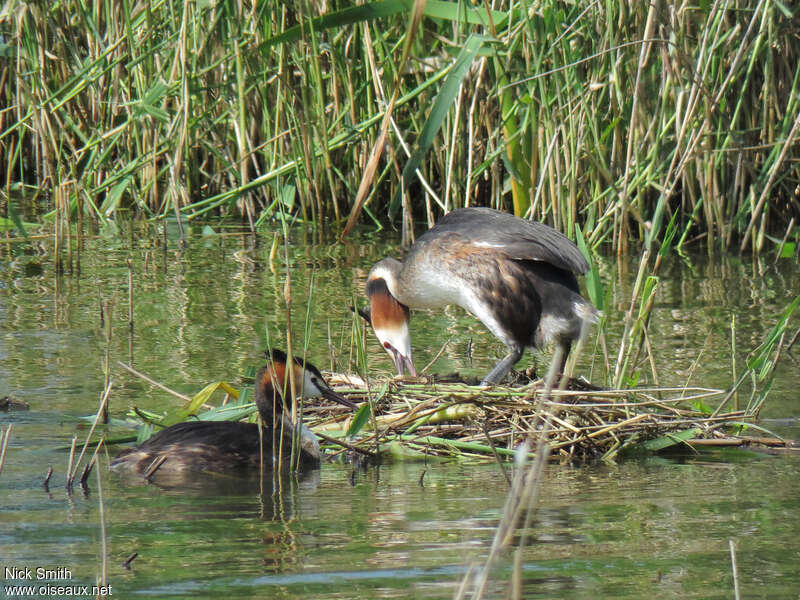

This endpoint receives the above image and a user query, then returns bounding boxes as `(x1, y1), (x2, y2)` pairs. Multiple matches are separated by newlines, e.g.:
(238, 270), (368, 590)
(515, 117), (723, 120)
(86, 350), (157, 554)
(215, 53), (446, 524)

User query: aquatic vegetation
(1, 1), (798, 253)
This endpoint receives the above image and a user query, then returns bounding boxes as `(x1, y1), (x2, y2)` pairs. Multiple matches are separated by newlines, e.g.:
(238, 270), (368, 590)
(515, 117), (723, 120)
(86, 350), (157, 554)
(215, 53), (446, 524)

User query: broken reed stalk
(278, 214), (300, 471)
(0, 424), (12, 475)
(43, 466), (53, 490)
(79, 439), (105, 486)
(121, 553), (138, 570)
(65, 435), (77, 489)
(143, 455), (167, 479)
(103, 300), (112, 424)
(481, 420), (511, 488)
(127, 257), (134, 333)
(70, 381), (113, 484)
(466, 347), (565, 600)
(729, 540), (741, 600)
(96, 461), (108, 588)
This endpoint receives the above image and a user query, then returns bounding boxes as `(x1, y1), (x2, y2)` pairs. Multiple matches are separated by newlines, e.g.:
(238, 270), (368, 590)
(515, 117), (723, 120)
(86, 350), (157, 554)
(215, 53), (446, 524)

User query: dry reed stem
(0, 424), (12, 475)
(116, 361), (191, 402)
(70, 382), (113, 483)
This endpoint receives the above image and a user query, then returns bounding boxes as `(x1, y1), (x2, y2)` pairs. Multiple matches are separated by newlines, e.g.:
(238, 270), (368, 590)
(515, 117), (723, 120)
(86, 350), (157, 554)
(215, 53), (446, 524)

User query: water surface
(1, 224), (798, 599)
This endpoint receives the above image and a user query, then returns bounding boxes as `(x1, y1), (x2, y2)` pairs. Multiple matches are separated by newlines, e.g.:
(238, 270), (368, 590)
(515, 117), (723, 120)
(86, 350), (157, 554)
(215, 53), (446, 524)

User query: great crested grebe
(366, 207), (598, 384)
(111, 350), (357, 475)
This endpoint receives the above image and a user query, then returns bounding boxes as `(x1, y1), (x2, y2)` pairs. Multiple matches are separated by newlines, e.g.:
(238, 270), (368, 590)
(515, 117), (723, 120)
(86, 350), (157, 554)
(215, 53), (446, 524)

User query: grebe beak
(318, 381), (358, 409)
(386, 343), (417, 377)
(292, 359), (359, 410)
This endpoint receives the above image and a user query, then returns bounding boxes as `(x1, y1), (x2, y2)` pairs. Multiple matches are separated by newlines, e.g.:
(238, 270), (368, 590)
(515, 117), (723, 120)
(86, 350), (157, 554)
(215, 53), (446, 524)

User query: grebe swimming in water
(366, 207), (598, 384)
(111, 349), (357, 475)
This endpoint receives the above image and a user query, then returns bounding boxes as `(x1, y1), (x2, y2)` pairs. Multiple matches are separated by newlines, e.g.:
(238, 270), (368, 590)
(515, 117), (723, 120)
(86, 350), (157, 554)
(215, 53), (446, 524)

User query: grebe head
(365, 261), (416, 377)
(256, 349), (357, 413)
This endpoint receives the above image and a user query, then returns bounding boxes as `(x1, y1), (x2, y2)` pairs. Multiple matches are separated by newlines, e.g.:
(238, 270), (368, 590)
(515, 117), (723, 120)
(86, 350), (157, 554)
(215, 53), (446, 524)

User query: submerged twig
(316, 431), (377, 460)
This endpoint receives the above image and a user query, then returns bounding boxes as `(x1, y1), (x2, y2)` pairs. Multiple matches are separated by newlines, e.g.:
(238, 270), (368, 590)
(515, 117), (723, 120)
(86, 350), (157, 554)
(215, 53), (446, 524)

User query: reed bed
(2, 1), (798, 254)
(307, 377), (794, 463)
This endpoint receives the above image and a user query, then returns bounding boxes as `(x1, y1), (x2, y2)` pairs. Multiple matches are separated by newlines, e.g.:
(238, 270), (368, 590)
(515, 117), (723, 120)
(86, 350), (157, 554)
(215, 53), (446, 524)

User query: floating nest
(309, 375), (798, 463)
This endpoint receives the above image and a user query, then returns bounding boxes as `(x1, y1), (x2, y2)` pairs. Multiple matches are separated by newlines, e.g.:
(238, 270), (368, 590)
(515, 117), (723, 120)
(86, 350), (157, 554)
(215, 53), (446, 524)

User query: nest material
(307, 376), (797, 462)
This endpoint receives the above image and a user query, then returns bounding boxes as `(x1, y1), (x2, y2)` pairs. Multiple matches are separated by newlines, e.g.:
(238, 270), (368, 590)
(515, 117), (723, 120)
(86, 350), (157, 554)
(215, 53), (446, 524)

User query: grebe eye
(383, 342), (392, 349)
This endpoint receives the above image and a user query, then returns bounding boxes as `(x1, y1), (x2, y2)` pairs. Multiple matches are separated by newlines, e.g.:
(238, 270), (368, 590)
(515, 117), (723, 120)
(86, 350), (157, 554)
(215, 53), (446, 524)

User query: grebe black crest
(111, 349), (356, 477)
(366, 207), (598, 384)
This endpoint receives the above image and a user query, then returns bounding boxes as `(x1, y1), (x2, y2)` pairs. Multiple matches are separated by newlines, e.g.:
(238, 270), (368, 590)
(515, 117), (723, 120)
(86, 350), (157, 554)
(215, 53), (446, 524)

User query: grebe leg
(480, 347), (524, 385)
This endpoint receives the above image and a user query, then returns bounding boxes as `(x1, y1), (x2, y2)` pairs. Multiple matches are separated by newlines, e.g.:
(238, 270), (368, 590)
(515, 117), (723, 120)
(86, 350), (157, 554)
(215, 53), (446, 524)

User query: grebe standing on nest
(366, 207), (598, 384)
(111, 349), (356, 475)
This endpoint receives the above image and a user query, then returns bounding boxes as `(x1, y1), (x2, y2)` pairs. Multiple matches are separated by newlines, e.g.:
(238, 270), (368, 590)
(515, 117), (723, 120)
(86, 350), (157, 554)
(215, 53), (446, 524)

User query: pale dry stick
(127, 258), (134, 332)
(103, 300), (112, 424)
(527, 127), (561, 219)
(464, 56), (488, 206)
(509, 348), (573, 544)
(143, 455), (167, 479)
(612, 246), (651, 387)
(729, 540), (740, 600)
(421, 339), (451, 375)
(616, 0), (658, 252)
(70, 382), (113, 483)
(0, 424), (12, 475)
(452, 564), (474, 600)
(681, 336), (711, 399)
(280, 224), (300, 471)
(116, 360), (191, 402)
(165, 0), (189, 241)
(96, 461), (108, 590)
(480, 420), (512, 488)
(508, 39), (672, 92)
(467, 441), (531, 599)
(642, 325), (661, 388)
(443, 82), (464, 213)
(65, 435), (77, 489)
(64, 181), (73, 274)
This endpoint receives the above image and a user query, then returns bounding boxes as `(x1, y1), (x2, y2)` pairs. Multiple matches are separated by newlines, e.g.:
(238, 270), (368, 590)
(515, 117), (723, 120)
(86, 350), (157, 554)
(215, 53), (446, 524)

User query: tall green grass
(2, 1), (798, 251)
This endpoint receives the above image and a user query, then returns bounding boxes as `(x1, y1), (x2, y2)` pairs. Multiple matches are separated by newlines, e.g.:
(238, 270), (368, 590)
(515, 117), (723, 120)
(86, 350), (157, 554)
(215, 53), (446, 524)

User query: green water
(1, 224), (799, 599)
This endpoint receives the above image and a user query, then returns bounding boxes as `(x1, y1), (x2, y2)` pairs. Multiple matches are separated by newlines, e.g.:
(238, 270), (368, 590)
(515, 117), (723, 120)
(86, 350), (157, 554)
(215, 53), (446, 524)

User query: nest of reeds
(309, 375), (797, 463)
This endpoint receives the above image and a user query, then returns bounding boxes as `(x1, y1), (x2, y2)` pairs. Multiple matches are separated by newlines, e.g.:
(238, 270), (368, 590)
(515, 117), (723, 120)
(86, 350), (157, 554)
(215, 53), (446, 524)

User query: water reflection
(1, 227), (799, 599)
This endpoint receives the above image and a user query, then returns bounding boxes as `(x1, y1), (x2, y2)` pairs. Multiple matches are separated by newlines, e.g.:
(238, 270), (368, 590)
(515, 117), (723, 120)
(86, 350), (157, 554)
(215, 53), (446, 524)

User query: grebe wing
(419, 207), (589, 274)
